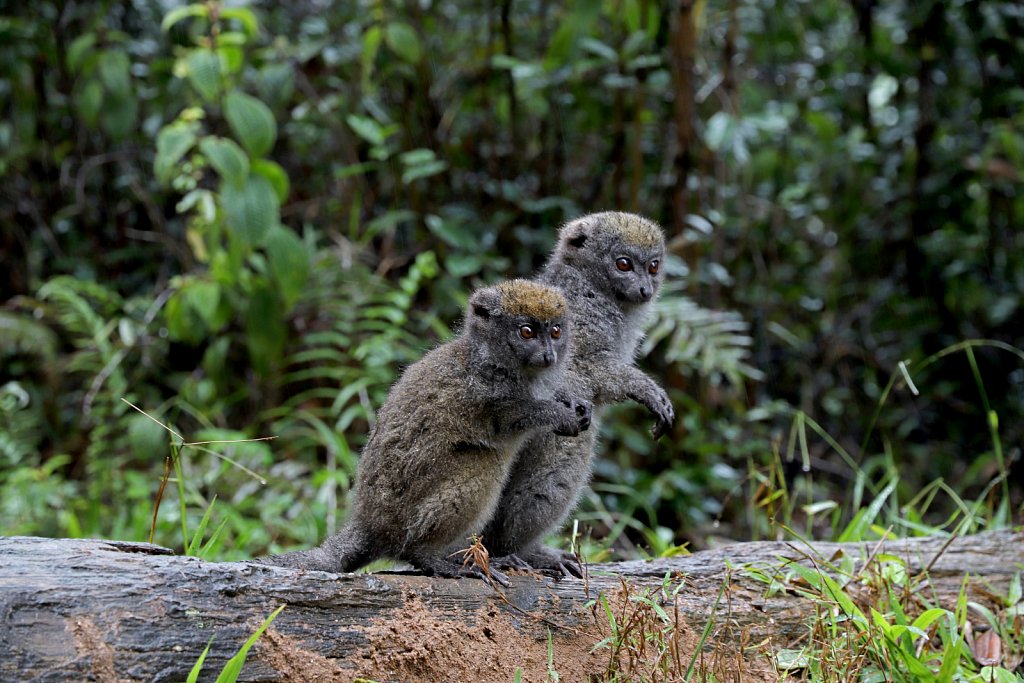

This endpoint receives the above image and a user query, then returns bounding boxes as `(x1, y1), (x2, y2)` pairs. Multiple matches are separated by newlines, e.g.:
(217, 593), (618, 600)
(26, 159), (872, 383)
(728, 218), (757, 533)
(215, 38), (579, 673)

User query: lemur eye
(615, 257), (633, 272)
(519, 325), (536, 340)
(550, 325), (562, 340)
(648, 259), (660, 275)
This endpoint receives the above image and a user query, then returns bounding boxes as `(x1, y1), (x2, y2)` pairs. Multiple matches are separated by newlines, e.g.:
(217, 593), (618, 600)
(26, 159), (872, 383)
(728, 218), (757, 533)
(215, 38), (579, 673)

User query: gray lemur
(259, 279), (592, 584)
(481, 212), (674, 577)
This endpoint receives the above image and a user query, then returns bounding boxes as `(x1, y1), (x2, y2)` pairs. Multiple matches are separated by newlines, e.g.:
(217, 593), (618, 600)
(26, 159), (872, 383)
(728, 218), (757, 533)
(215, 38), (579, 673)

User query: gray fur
(482, 212), (674, 577)
(259, 280), (592, 583)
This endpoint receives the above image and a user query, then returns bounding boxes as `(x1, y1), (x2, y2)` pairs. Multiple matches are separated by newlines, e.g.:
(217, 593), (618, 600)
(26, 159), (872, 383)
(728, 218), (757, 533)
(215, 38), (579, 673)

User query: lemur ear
(563, 218), (589, 249)
(469, 287), (502, 320)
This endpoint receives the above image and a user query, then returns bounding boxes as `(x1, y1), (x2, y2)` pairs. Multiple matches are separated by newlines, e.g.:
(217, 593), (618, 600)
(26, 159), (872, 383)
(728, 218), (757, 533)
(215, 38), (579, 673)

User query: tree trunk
(1, 531), (1020, 682)
(669, 0), (699, 237)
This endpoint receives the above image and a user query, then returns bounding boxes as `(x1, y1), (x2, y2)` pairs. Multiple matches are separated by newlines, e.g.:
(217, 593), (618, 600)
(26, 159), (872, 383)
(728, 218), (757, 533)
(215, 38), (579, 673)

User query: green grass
(745, 548), (1024, 681)
(186, 605), (285, 683)
(582, 569), (731, 682)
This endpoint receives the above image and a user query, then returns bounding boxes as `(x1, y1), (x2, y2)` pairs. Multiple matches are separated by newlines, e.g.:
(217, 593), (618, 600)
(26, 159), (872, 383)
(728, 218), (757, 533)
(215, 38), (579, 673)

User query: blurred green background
(1, 0), (1021, 560)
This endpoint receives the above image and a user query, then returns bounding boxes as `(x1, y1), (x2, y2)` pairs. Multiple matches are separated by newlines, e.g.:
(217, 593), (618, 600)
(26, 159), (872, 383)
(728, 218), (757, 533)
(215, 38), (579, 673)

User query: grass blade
(215, 604), (286, 683)
(186, 637), (214, 683)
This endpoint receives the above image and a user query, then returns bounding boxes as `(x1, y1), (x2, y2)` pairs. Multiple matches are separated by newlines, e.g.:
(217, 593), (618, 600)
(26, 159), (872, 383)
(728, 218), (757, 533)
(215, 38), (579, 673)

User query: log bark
(1, 531), (1020, 682)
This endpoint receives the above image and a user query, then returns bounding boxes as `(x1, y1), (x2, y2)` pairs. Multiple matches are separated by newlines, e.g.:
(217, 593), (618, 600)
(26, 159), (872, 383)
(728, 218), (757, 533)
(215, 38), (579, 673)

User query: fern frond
(644, 281), (764, 385)
(37, 276), (125, 339)
(0, 311), (58, 362)
(0, 382), (45, 465)
(264, 246), (439, 471)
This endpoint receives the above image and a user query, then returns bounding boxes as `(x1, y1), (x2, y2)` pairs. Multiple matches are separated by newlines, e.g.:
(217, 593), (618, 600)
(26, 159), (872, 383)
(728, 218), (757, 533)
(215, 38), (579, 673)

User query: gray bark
(1, 531), (1020, 682)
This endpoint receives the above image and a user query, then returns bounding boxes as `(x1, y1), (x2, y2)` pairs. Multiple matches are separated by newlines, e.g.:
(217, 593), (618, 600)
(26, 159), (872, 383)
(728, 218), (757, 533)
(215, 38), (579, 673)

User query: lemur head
(554, 211), (666, 305)
(467, 280), (569, 371)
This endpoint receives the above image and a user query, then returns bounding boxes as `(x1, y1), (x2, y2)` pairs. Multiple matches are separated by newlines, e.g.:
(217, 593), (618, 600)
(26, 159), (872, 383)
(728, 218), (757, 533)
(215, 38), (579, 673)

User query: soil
(355, 589), (605, 682)
(70, 617), (123, 683)
(256, 579), (780, 682)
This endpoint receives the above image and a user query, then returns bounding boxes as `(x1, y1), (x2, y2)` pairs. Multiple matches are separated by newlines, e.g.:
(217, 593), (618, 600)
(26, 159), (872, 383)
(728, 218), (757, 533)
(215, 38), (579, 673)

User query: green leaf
(210, 249), (243, 287)
(216, 32), (248, 48)
(445, 253), (483, 278)
(361, 25), (383, 89)
(220, 7), (259, 37)
(544, 22), (577, 68)
(186, 48), (221, 102)
(165, 289), (204, 344)
(774, 649), (811, 670)
(346, 114), (387, 146)
(154, 120), (199, 185)
(1008, 570), (1022, 607)
(245, 282), (286, 376)
(223, 91), (277, 158)
(217, 45), (245, 76)
(162, 4), (208, 32)
(977, 668), (1019, 683)
(398, 148), (436, 166)
(837, 479), (896, 542)
(600, 593), (617, 638)
(897, 646), (938, 679)
(870, 607), (893, 638)
(401, 160), (446, 184)
(100, 92), (138, 140)
(199, 136), (249, 187)
(75, 80), (104, 129)
(128, 413), (168, 458)
(214, 605), (285, 683)
(424, 214), (476, 249)
(624, 0), (642, 33)
(178, 189), (217, 225)
(334, 161), (377, 180)
(221, 174), (279, 248)
(183, 279), (221, 330)
(98, 50), (131, 97)
(909, 608), (949, 633)
(257, 63), (295, 109)
(384, 22), (421, 64)
(786, 562), (866, 626)
(186, 495), (217, 556)
(198, 518), (229, 559)
(251, 159), (289, 202)
(968, 600), (1000, 630)
(186, 637), (214, 683)
(265, 226), (309, 311)
(67, 34), (96, 73)
(705, 112), (738, 152)
(543, 4), (601, 68)
(580, 37), (618, 62)
(400, 149), (447, 184)
(802, 500), (839, 516)
(364, 209), (415, 240)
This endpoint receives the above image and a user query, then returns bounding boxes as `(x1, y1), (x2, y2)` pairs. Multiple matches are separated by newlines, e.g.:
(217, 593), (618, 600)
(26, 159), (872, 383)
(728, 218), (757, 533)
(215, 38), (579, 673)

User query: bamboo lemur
(483, 212), (674, 577)
(260, 280), (592, 584)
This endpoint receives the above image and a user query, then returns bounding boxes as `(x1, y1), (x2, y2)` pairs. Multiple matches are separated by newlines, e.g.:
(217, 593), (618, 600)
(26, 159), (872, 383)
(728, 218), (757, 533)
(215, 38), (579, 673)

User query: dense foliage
(1, 0), (1021, 559)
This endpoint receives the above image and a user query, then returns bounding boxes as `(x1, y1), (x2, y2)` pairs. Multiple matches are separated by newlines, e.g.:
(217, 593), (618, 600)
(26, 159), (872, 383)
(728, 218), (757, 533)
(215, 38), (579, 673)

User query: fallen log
(1, 531), (1020, 682)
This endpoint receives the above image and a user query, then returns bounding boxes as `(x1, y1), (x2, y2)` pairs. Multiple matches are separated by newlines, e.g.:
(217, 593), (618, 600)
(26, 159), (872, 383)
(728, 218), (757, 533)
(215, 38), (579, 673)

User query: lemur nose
(640, 286), (651, 299)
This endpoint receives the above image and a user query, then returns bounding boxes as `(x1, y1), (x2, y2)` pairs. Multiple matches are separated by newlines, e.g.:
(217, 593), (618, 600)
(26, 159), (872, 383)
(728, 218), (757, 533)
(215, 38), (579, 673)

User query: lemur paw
(519, 546), (583, 579)
(553, 397), (592, 436)
(630, 388), (675, 439)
